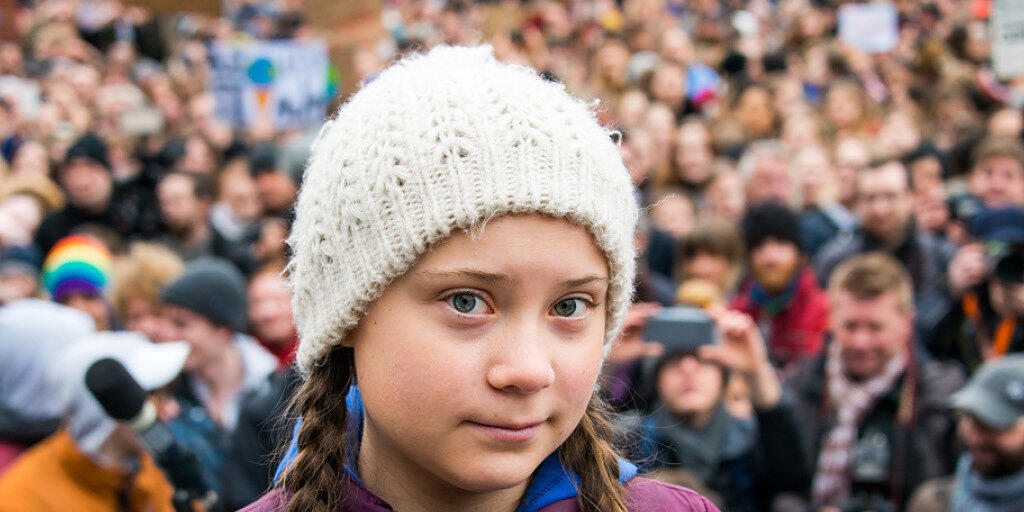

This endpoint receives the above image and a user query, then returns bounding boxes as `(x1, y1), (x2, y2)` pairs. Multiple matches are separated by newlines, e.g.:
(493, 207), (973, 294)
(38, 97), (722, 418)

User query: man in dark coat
(787, 253), (964, 511)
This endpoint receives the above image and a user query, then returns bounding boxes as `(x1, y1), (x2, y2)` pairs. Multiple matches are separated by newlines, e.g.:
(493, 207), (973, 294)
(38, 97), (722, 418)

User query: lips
(468, 420), (545, 443)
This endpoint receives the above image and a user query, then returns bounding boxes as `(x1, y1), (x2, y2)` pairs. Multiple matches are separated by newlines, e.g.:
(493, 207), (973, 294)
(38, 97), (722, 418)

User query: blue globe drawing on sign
(247, 57), (275, 85)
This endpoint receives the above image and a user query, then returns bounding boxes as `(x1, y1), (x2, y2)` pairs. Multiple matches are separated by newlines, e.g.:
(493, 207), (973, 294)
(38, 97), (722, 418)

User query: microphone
(85, 357), (218, 512)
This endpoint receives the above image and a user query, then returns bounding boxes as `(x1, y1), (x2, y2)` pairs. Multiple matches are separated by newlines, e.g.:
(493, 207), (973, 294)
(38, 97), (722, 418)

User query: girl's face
(353, 215), (608, 495)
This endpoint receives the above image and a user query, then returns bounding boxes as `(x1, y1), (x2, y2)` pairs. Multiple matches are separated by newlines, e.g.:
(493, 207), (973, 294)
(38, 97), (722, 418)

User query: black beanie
(64, 133), (111, 171)
(161, 257), (248, 332)
(742, 201), (802, 252)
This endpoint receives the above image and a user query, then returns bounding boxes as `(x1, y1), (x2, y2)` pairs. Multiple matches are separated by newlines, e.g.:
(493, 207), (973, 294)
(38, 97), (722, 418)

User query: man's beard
(973, 443), (1024, 479)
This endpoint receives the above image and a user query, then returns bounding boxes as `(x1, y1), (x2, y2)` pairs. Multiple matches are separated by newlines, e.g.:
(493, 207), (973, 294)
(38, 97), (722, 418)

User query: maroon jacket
(240, 476), (720, 512)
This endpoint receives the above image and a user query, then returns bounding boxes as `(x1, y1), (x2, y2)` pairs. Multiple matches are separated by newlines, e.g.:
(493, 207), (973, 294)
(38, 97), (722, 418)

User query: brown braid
(557, 396), (630, 512)
(281, 346), (355, 512)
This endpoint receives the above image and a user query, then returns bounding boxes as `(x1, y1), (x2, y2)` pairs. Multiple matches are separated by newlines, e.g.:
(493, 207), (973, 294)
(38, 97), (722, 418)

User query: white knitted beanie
(288, 45), (638, 373)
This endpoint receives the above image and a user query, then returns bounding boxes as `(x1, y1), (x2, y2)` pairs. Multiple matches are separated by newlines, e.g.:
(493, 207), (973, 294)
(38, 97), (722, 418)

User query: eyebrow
(414, 270), (607, 289)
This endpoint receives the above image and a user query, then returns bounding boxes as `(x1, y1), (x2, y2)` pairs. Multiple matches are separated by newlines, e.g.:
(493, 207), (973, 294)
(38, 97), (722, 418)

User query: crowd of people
(0, 0), (1023, 511)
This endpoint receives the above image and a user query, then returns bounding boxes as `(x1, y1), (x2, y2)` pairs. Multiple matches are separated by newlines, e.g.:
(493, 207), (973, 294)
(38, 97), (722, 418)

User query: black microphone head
(84, 357), (147, 422)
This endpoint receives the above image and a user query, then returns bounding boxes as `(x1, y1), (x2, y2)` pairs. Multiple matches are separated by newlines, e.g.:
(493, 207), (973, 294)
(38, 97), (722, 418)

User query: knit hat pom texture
(288, 45), (638, 373)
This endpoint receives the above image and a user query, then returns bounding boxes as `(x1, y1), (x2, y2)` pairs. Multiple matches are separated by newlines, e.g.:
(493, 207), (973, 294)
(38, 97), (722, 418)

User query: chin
(443, 454), (539, 492)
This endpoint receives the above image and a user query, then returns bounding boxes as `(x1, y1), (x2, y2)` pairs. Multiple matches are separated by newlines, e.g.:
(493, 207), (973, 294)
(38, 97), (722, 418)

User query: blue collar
(273, 386), (638, 512)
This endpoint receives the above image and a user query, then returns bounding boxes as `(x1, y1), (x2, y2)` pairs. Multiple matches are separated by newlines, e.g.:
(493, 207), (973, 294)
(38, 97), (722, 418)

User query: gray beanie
(287, 45), (638, 373)
(161, 257), (247, 332)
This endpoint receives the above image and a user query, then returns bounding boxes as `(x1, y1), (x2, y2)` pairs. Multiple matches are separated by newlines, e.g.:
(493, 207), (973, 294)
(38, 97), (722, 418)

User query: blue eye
(552, 298), (587, 318)
(448, 293), (486, 314)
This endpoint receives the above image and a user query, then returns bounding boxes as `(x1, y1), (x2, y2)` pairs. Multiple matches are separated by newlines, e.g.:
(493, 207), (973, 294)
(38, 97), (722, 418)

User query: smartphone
(643, 306), (717, 354)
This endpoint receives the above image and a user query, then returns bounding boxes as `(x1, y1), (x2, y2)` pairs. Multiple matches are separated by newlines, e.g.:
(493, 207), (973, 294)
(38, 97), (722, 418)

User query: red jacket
(730, 267), (829, 368)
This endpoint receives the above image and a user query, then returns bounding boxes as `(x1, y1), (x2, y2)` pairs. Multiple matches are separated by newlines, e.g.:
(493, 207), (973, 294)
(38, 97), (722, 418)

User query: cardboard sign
(208, 40), (331, 130)
(838, 2), (898, 54)
(993, 0), (1024, 79)
(122, 0), (222, 17)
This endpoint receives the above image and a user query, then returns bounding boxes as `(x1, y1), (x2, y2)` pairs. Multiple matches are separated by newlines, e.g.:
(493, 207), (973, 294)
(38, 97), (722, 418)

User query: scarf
(749, 273), (798, 317)
(951, 455), (1024, 512)
(652, 403), (754, 483)
(811, 341), (906, 507)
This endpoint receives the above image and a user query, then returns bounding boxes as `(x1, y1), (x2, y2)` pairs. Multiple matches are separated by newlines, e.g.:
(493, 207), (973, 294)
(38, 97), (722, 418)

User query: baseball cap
(951, 355), (1024, 430)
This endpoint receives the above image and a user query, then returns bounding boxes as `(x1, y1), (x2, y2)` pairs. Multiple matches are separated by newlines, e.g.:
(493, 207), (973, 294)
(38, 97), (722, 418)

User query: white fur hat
(288, 45), (638, 373)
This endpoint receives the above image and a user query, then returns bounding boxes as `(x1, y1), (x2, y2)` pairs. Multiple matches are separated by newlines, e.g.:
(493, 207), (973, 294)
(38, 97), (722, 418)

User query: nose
(486, 327), (555, 395)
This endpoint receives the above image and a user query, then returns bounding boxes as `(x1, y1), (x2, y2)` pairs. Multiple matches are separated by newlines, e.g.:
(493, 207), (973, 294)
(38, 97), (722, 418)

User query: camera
(986, 242), (1024, 284)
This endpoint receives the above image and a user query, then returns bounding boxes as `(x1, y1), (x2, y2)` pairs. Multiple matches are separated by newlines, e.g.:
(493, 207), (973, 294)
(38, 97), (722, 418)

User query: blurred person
(795, 145), (858, 258)
(948, 355), (1024, 509)
(815, 160), (955, 300)
(731, 202), (829, 369)
(0, 332), (189, 511)
(33, 133), (143, 254)
(109, 242), (184, 343)
(824, 79), (873, 137)
(787, 254), (964, 511)
(615, 88), (649, 129)
(621, 127), (656, 190)
(0, 246), (42, 305)
(0, 300), (94, 472)
(248, 143), (297, 221)
(903, 143), (948, 197)
(247, 262), (297, 368)
(642, 102), (677, 179)
(875, 109), (923, 160)
(908, 356), (1024, 512)
(658, 118), (715, 200)
(934, 208), (1024, 374)
(649, 189), (695, 242)
(968, 136), (1024, 209)
(156, 171), (257, 275)
(10, 140), (51, 177)
(781, 111), (824, 154)
(676, 216), (745, 297)
(732, 83), (777, 142)
(622, 308), (809, 512)
(210, 160), (262, 244)
(738, 140), (796, 207)
(158, 257), (277, 493)
(649, 61), (688, 116)
(222, 265), (302, 508)
(705, 165), (745, 223)
(635, 213), (678, 306)
(41, 234), (114, 331)
(833, 136), (872, 211)
(0, 173), (64, 250)
(987, 107), (1024, 139)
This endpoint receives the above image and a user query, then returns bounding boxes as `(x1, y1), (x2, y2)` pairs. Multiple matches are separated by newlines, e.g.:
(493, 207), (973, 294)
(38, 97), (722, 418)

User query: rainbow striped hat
(42, 235), (111, 303)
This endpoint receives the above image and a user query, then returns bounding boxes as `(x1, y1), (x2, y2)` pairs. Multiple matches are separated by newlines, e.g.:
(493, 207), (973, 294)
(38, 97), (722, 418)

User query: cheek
(354, 315), (476, 428)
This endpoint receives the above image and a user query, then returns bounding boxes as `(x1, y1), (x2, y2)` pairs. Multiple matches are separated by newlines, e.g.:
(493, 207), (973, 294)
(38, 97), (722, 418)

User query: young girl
(244, 46), (718, 512)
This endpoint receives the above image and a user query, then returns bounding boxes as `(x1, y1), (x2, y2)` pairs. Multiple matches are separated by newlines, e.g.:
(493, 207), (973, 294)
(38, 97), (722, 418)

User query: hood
(273, 387), (638, 512)
(0, 299), (95, 420)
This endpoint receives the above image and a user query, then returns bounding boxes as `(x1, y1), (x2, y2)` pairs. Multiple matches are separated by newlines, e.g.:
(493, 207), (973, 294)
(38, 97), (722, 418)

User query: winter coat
(239, 465), (720, 512)
(0, 430), (174, 512)
(624, 399), (809, 512)
(730, 267), (830, 368)
(784, 348), (965, 510)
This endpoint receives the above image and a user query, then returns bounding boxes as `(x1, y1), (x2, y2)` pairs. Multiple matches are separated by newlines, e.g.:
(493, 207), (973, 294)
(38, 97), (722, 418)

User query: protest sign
(122, 0), (221, 17)
(992, 0), (1024, 79)
(208, 40), (332, 130)
(837, 1), (898, 54)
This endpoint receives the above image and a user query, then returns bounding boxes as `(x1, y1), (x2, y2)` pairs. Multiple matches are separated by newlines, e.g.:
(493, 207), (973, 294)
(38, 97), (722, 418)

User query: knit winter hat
(288, 45), (638, 373)
(741, 201), (803, 253)
(42, 234), (111, 303)
(64, 133), (111, 171)
(161, 257), (248, 332)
